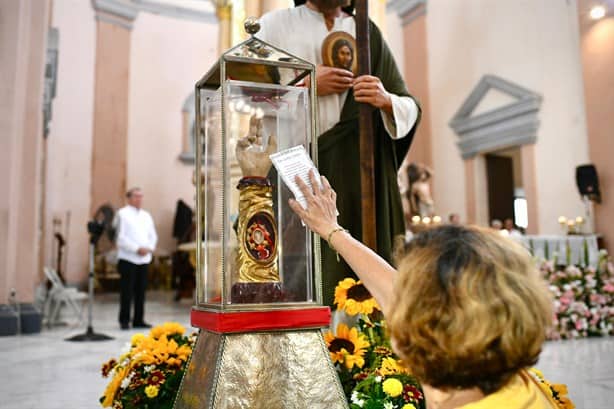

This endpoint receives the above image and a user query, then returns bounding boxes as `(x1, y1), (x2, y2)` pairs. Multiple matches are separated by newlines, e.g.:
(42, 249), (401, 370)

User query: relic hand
(235, 115), (277, 177)
(353, 75), (392, 114)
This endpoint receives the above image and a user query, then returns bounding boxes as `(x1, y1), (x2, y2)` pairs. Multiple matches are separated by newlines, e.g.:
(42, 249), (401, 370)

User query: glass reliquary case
(194, 20), (321, 311)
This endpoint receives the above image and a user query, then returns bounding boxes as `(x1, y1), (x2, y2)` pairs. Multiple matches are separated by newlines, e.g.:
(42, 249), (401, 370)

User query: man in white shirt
(258, 0), (421, 306)
(115, 187), (158, 329)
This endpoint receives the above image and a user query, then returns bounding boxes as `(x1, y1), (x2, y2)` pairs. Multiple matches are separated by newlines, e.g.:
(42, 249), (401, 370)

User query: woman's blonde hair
(388, 225), (552, 394)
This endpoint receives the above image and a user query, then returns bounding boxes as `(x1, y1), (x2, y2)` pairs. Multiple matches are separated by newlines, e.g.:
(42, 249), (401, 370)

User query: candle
(411, 215), (421, 225)
(432, 216), (442, 224)
(422, 217), (431, 225)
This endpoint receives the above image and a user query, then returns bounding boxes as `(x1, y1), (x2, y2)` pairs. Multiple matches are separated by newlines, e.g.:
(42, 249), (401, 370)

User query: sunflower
(334, 278), (380, 315)
(324, 323), (370, 369)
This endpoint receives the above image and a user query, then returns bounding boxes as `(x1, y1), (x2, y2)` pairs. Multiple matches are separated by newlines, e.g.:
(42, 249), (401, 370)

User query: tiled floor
(1, 291), (612, 409)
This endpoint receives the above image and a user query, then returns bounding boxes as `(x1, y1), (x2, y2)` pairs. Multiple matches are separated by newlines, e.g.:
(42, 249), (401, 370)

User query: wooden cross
(355, 0), (377, 250)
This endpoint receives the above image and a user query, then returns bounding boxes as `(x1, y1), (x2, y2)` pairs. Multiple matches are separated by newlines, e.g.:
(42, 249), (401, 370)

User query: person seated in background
(504, 218), (524, 237)
(289, 171), (558, 409)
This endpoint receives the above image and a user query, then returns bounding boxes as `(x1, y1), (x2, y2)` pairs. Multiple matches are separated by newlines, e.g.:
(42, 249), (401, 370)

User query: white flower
(350, 391), (360, 404)
(120, 372), (134, 389)
(351, 391), (365, 407)
(144, 365), (155, 373)
(383, 402), (395, 409)
(375, 375), (382, 383)
(120, 342), (132, 355)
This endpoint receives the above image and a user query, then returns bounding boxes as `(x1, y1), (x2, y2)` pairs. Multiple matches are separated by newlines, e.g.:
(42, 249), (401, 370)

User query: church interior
(1, 0), (613, 408)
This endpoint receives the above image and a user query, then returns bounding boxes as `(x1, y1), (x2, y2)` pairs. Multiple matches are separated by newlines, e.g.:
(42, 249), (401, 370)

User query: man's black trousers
(118, 259), (148, 326)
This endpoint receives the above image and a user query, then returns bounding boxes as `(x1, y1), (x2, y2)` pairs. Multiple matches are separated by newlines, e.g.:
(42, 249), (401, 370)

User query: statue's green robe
(318, 21), (422, 307)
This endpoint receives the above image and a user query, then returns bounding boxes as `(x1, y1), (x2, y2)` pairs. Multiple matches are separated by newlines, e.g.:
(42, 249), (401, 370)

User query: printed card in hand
(269, 145), (322, 210)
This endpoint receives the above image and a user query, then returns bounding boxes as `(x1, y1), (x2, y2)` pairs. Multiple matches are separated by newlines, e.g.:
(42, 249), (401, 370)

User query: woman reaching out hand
(289, 170), (559, 409)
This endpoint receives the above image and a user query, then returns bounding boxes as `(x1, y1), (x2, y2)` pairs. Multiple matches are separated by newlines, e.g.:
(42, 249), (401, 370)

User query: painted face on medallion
(332, 39), (354, 70)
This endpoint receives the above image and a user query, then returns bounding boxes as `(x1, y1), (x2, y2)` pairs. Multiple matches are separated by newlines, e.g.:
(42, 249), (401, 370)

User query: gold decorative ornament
(236, 181), (279, 282)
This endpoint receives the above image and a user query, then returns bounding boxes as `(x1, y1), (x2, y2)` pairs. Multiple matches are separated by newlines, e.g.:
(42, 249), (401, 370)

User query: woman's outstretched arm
(288, 171), (396, 314)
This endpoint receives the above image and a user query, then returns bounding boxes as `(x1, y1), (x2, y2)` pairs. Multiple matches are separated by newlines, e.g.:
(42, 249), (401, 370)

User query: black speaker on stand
(576, 164), (602, 234)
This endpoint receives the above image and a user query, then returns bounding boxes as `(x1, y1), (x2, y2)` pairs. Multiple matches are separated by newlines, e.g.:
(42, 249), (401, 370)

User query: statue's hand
(235, 115), (277, 177)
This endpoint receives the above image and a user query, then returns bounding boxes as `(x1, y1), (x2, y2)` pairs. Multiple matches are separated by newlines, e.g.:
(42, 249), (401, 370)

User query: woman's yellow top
(460, 370), (563, 409)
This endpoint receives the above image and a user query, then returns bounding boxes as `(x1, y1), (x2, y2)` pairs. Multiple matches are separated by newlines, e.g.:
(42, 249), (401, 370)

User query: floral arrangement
(529, 368), (575, 409)
(540, 250), (614, 339)
(100, 322), (195, 409)
(324, 278), (426, 409)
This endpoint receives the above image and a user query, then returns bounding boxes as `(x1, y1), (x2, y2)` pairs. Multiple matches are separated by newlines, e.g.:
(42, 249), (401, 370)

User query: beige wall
(578, 0), (614, 252)
(0, 0), (49, 303)
(127, 12), (218, 254)
(426, 0), (590, 233)
(44, 0), (97, 286)
(385, 8), (404, 75)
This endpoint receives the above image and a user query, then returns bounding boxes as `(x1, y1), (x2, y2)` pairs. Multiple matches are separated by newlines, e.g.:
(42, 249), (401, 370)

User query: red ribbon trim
(191, 307), (331, 333)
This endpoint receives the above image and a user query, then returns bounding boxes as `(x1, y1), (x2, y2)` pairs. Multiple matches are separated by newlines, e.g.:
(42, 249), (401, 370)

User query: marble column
(0, 0), (50, 303)
(392, 0), (432, 170)
(90, 0), (137, 212)
(577, 0), (614, 252)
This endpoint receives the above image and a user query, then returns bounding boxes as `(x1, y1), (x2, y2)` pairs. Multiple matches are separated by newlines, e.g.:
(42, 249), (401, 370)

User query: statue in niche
(407, 163), (435, 218)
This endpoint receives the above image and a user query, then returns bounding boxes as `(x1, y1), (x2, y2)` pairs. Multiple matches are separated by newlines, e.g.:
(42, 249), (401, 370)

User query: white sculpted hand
(235, 115), (277, 177)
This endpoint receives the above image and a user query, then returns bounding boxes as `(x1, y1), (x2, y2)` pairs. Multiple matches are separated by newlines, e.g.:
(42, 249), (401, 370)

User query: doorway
(486, 153), (515, 224)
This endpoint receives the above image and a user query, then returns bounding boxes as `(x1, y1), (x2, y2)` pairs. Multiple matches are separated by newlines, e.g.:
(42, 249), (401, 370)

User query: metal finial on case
(244, 17), (261, 35)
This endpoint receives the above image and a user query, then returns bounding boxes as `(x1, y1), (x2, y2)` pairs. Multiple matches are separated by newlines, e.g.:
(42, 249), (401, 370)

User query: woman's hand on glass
(288, 170), (339, 238)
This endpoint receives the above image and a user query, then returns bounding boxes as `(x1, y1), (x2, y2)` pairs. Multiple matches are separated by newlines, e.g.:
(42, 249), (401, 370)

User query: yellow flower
(144, 385), (159, 398)
(380, 357), (408, 376)
(131, 333), (146, 346)
(150, 322), (186, 339)
(334, 278), (380, 315)
(529, 368), (545, 380)
(402, 405), (417, 409)
(323, 323), (370, 369)
(101, 365), (130, 407)
(551, 383), (568, 396)
(382, 378), (403, 397)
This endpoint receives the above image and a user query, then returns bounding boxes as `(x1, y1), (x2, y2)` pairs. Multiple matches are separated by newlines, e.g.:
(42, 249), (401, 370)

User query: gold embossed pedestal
(174, 310), (348, 409)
